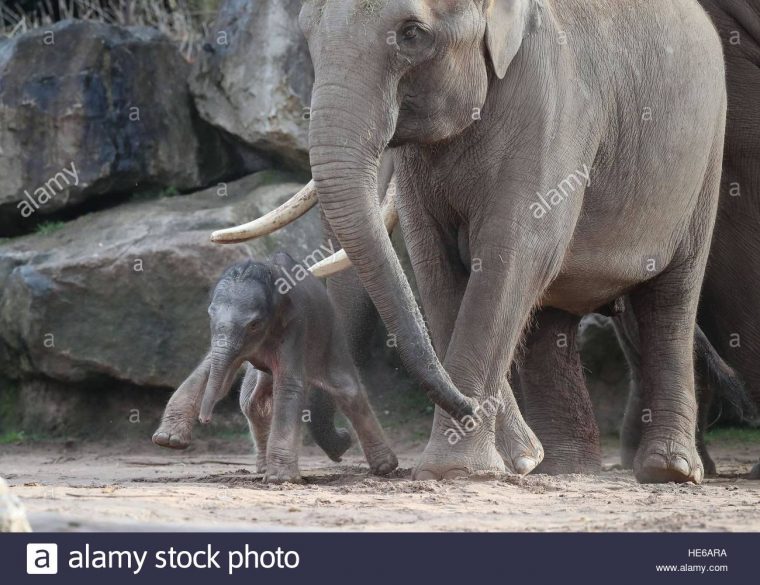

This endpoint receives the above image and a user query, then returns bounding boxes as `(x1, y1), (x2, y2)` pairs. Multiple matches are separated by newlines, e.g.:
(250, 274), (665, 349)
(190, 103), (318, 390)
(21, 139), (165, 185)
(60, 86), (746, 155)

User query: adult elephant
(215, 0), (726, 484)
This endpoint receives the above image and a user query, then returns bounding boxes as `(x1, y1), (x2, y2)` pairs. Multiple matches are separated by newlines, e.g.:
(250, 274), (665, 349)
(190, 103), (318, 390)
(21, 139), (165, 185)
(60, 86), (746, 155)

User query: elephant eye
(402, 24), (420, 40)
(396, 21), (433, 53)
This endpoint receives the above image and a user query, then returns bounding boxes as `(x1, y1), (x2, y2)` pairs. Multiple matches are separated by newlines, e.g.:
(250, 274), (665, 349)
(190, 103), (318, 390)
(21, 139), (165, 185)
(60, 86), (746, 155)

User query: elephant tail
(306, 388), (353, 462)
(695, 326), (758, 425)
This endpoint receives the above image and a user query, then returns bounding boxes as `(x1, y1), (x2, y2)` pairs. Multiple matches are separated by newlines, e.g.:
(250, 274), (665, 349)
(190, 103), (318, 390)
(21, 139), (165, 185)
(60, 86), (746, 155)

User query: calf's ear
(484, 0), (542, 79)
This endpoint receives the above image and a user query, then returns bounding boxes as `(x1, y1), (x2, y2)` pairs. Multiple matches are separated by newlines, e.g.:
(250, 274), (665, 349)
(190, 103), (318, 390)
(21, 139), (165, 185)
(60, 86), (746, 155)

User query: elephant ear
(485, 0), (542, 79)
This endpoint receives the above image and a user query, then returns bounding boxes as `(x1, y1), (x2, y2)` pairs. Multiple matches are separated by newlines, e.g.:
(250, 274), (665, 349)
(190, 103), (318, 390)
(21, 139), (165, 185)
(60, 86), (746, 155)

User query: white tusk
(310, 182), (399, 279)
(211, 181), (318, 244)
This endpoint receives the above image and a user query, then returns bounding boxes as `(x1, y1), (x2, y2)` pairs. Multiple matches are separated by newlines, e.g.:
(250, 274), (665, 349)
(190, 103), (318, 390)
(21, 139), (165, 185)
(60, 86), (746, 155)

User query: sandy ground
(2, 438), (759, 532)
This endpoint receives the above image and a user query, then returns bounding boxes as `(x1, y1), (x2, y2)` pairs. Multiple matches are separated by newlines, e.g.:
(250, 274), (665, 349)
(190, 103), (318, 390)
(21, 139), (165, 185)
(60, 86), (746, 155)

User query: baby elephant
(157, 253), (397, 484)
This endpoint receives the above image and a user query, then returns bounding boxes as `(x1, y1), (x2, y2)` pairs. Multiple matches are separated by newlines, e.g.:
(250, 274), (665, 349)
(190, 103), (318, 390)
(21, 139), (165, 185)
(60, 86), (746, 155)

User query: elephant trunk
(199, 344), (241, 424)
(309, 79), (475, 421)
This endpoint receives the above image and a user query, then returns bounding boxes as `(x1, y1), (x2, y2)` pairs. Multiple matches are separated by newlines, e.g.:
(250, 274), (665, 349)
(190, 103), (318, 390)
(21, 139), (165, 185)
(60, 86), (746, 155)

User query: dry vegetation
(0, 0), (221, 59)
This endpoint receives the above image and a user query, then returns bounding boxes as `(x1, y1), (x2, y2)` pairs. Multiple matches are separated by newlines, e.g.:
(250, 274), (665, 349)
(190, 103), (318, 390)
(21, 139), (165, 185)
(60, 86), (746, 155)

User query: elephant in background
(217, 0), (726, 483)
(697, 0), (760, 478)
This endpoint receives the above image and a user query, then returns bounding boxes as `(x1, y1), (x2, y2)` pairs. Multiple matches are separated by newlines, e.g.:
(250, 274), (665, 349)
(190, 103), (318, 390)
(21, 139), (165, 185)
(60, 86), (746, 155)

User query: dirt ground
(2, 437), (759, 532)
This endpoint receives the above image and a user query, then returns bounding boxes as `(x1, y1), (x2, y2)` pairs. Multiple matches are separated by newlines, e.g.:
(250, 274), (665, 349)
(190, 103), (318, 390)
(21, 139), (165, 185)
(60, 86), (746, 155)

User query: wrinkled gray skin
(302, 0), (726, 483)
(154, 253), (397, 483)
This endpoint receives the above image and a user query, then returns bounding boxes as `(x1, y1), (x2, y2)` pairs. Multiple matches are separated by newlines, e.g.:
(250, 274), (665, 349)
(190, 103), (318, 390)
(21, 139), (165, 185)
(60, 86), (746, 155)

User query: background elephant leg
(695, 364), (717, 477)
(612, 308), (643, 469)
(153, 352), (211, 449)
(306, 387), (353, 463)
(239, 366), (273, 474)
(518, 308), (601, 475)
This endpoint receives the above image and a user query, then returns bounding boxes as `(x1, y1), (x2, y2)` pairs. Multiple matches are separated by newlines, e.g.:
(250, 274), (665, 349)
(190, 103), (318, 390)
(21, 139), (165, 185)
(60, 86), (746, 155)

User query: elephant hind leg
(306, 388), (353, 462)
(518, 309), (601, 475)
(616, 305), (726, 476)
(320, 370), (398, 476)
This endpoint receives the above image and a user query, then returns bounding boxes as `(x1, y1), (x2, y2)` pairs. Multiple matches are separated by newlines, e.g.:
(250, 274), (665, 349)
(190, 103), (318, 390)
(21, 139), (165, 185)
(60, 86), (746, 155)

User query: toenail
(514, 457), (537, 476)
(671, 456), (690, 477)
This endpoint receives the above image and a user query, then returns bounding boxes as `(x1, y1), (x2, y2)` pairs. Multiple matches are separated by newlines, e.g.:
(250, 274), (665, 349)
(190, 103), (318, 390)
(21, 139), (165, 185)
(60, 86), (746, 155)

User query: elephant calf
(153, 253), (398, 484)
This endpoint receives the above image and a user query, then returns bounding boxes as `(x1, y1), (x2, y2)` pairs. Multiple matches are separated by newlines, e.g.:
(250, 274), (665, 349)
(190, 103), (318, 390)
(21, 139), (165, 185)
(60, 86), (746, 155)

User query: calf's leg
(239, 366), (273, 474)
(153, 353), (211, 449)
(265, 374), (306, 484)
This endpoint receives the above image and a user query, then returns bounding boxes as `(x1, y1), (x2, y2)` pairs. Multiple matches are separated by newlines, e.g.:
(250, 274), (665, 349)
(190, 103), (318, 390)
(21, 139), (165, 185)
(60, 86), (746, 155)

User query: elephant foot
(495, 414), (545, 476)
(749, 461), (760, 480)
(264, 463), (302, 484)
(321, 428), (353, 463)
(367, 447), (399, 476)
(152, 416), (194, 450)
(413, 424), (507, 480)
(634, 437), (704, 484)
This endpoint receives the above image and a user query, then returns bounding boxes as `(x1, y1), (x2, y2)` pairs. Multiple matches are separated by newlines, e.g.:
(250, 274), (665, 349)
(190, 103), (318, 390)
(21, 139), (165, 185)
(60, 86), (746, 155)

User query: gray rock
(190, 0), (313, 169)
(0, 171), (321, 389)
(0, 19), (261, 236)
(0, 477), (31, 532)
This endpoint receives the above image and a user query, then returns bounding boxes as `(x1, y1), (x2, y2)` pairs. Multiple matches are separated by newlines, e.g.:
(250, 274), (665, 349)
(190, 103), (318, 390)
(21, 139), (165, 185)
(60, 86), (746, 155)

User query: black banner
(1, 533), (754, 583)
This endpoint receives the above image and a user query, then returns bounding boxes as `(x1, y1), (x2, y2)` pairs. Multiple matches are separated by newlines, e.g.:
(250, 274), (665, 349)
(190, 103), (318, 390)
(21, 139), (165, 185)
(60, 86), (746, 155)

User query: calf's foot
(319, 428), (353, 463)
(152, 416), (194, 449)
(366, 445), (398, 476)
(634, 436), (704, 484)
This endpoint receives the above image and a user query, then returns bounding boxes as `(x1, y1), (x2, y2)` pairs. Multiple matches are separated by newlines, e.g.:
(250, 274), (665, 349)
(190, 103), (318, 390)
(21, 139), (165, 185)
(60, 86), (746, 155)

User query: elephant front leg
(239, 366), (273, 474)
(517, 308), (601, 475)
(413, 243), (552, 479)
(264, 375), (306, 484)
(153, 353), (211, 449)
